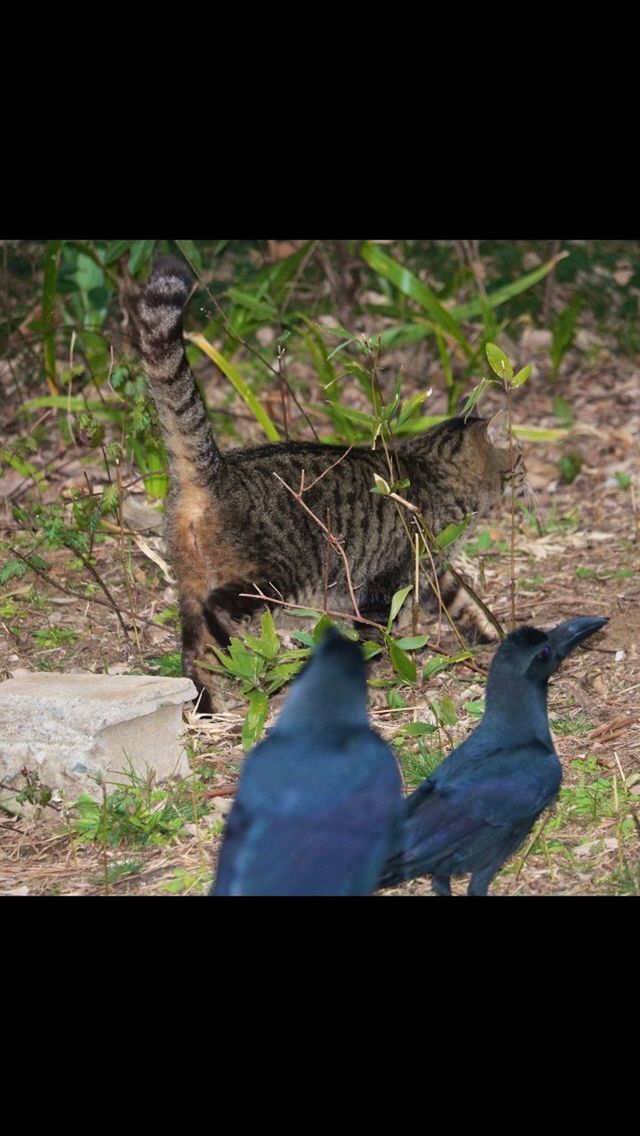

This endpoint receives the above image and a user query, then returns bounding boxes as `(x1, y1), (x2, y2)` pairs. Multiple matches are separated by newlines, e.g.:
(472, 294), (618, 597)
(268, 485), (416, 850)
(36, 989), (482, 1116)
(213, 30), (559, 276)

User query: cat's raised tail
(138, 257), (222, 489)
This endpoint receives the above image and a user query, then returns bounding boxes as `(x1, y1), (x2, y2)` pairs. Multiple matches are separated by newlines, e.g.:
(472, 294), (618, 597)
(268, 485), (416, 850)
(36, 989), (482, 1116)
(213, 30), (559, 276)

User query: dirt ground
(1, 298), (639, 897)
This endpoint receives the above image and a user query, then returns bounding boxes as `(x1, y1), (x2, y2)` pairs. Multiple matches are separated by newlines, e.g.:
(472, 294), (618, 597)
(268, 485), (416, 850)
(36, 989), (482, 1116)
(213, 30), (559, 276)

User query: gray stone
(0, 674), (197, 817)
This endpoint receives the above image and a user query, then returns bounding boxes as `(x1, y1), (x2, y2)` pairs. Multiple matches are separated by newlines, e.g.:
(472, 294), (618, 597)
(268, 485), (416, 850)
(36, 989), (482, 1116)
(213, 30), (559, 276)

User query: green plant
(393, 737), (444, 790)
(200, 610), (314, 749)
(575, 565), (633, 582)
(160, 868), (212, 895)
(463, 529), (509, 557)
(14, 768), (53, 808)
(558, 453), (583, 484)
(90, 860), (142, 886)
(550, 298), (582, 377)
(359, 242), (563, 413)
(519, 500), (580, 534)
(550, 714), (595, 736)
(147, 652), (182, 677)
(33, 626), (78, 650)
(67, 764), (209, 847)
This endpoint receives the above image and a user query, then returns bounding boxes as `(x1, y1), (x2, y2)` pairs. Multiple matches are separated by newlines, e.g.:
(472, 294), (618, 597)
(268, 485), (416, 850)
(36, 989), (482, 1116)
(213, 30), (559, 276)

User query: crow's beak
(548, 616), (608, 658)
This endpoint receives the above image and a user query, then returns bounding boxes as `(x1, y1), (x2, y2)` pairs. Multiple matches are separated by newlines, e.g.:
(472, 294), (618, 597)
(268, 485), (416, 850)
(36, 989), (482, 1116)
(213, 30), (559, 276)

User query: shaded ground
(1, 244), (639, 896)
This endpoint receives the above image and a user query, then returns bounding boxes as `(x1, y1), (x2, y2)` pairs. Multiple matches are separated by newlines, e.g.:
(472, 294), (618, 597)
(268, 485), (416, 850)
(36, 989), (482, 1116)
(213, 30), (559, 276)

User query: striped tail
(138, 257), (221, 488)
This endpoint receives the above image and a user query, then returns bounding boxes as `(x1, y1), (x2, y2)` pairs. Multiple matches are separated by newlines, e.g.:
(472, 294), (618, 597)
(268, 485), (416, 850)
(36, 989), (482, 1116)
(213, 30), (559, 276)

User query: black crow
(379, 616), (608, 896)
(212, 627), (404, 896)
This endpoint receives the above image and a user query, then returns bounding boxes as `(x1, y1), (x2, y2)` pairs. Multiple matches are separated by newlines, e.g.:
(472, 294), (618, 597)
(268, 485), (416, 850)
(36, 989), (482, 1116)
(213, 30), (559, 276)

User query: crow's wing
(379, 743), (561, 887)
(213, 728), (403, 896)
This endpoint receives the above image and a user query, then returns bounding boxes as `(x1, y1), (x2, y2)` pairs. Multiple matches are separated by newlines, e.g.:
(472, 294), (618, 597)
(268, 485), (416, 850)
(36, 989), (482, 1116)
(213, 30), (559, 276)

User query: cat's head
(474, 408), (526, 498)
(447, 409), (527, 507)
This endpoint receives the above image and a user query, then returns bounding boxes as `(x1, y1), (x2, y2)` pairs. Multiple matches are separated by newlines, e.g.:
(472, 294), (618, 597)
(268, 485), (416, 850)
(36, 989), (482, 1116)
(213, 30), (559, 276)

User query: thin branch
(300, 445), (353, 492)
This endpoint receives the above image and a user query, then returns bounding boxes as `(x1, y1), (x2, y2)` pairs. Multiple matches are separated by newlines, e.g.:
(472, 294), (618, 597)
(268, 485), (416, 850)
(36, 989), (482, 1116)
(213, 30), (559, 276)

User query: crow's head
(496, 617), (608, 684)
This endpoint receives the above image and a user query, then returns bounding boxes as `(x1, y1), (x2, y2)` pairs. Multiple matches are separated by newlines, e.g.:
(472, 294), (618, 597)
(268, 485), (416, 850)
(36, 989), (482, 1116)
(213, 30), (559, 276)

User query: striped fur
(138, 257), (526, 711)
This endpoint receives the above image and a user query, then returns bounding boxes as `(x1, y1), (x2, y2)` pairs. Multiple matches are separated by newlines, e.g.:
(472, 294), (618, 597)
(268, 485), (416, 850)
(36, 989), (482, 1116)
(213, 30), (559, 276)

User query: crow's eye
(538, 644), (552, 661)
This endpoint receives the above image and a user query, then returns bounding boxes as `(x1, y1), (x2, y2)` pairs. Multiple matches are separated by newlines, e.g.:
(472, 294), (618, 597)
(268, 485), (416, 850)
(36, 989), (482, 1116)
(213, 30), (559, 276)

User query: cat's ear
(485, 409), (510, 449)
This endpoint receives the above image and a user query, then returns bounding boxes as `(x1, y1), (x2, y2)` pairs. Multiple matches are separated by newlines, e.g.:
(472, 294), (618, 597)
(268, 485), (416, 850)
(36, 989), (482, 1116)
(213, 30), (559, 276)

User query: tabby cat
(139, 257), (526, 712)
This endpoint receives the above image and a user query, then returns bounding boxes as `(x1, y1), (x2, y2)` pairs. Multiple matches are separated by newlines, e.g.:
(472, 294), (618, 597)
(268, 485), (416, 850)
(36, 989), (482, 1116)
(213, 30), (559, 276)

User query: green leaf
(434, 516), (471, 549)
(398, 722), (438, 737)
(229, 639), (261, 679)
(128, 240), (156, 276)
(244, 609), (280, 661)
(558, 453), (582, 484)
(389, 641), (417, 683)
(423, 650), (472, 680)
(227, 288), (278, 323)
(551, 297), (582, 377)
(430, 696), (457, 726)
(266, 662), (305, 693)
(397, 391), (427, 427)
(355, 253), (569, 355)
(362, 641), (384, 661)
(459, 378), (493, 418)
(387, 585), (413, 629)
(360, 242), (474, 359)
(128, 440), (168, 500)
(372, 473), (391, 496)
(510, 364), (532, 388)
(285, 607), (324, 620)
(242, 691), (269, 750)
(512, 426), (570, 442)
(20, 395), (122, 417)
(395, 635), (429, 650)
(288, 631), (316, 647)
(174, 239), (203, 270)
(103, 240), (133, 265)
(464, 699), (485, 716)
(0, 559), (29, 585)
(553, 395), (574, 424)
(485, 342), (513, 382)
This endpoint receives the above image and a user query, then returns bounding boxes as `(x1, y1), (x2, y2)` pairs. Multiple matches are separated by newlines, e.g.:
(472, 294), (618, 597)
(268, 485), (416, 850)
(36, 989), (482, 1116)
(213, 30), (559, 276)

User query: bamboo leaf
(398, 721), (437, 737)
(510, 364), (532, 388)
(434, 516), (471, 549)
(372, 473), (391, 496)
(430, 696), (458, 726)
(389, 641), (417, 683)
(128, 240), (156, 276)
(360, 242), (474, 358)
(174, 239), (203, 270)
(242, 690), (269, 750)
(388, 585), (413, 629)
(486, 342), (514, 382)
(103, 240), (133, 265)
(395, 635), (429, 650)
(20, 396), (122, 417)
